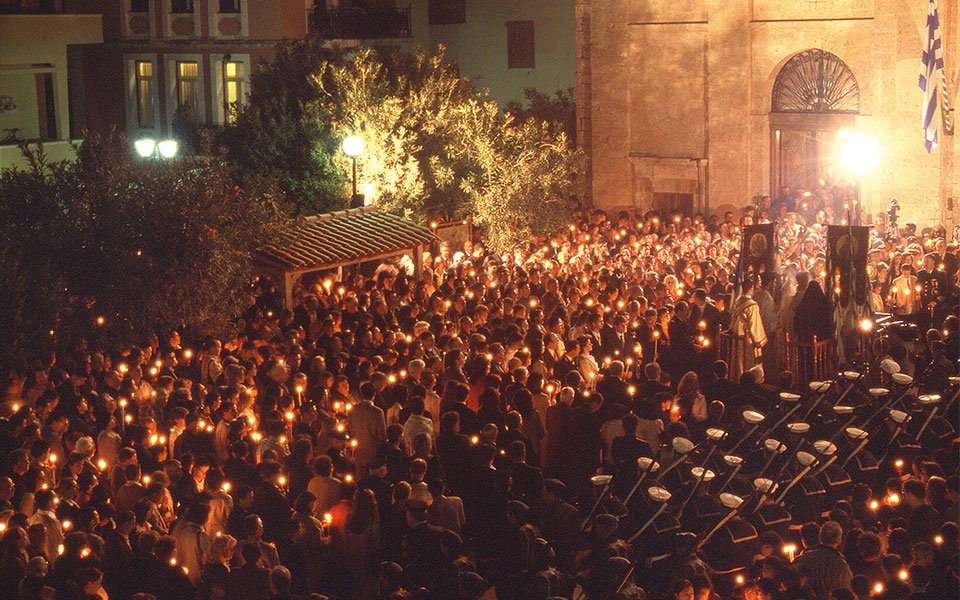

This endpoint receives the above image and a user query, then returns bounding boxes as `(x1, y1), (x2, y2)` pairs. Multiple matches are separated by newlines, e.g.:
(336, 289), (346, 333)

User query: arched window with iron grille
(772, 49), (860, 114)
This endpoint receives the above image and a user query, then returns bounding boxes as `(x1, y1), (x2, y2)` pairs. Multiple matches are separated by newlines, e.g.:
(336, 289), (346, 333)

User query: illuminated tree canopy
(222, 42), (582, 252)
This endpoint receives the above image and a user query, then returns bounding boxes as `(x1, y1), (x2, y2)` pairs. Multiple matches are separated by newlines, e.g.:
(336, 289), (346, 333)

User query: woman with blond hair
(676, 371), (707, 422)
(196, 533), (236, 600)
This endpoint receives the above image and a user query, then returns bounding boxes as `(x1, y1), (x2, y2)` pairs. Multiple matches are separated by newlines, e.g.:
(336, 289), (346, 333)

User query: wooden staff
(913, 395), (942, 442)
(623, 449), (665, 507)
(803, 373), (858, 421)
(773, 454), (817, 505)
(728, 411), (766, 456)
(841, 429), (871, 468)
(676, 437), (723, 519)
(654, 438), (701, 483)
(626, 488), (672, 544)
(715, 455), (744, 496)
(580, 476), (613, 531)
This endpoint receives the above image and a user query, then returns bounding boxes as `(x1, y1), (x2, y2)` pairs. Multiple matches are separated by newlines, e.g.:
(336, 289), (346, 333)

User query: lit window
(507, 21), (535, 69)
(223, 61), (243, 123)
(135, 61), (155, 128)
(176, 61), (199, 116)
(171, 0), (193, 14)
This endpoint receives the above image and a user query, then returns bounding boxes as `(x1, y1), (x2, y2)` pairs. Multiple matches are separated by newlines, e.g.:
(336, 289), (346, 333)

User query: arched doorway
(770, 49), (860, 200)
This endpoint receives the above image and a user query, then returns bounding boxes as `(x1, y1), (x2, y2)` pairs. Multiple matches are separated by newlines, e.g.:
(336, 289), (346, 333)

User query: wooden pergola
(255, 207), (437, 308)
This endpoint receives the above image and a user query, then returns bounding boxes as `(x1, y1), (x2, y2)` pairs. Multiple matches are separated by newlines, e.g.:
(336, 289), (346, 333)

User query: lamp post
(134, 138), (179, 160)
(342, 135), (365, 207)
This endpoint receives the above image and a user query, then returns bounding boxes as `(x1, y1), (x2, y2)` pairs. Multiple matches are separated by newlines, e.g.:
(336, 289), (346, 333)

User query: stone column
(706, 0), (752, 209)
(575, 0), (593, 206)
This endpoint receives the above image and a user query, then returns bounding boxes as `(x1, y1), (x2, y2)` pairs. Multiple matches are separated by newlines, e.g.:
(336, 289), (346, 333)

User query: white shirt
(28, 508), (63, 559)
(402, 414), (434, 455)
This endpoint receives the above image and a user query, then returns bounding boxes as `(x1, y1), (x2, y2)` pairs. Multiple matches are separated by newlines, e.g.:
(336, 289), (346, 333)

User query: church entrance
(769, 49), (861, 201)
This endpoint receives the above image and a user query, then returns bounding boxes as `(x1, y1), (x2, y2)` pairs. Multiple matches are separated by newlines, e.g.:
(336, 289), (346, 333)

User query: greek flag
(920, 0), (944, 153)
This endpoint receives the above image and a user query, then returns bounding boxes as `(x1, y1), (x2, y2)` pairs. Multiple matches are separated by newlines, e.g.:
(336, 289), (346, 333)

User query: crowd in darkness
(0, 199), (958, 600)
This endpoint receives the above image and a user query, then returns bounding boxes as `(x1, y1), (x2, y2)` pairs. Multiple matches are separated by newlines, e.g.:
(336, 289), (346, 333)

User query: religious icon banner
(740, 223), (776, 276)
(826, 225), (870, 307)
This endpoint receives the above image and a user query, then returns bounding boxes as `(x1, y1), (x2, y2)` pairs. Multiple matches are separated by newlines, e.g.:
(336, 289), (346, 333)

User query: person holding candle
(792, 521), (854, 598)
(348, 383), (386, 478)
(888, 262), (918, 317)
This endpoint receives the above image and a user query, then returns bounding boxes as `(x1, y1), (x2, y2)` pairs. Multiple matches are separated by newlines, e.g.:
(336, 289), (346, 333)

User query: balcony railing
(0, 0), (85, 14)
(308, 6), (411, 39)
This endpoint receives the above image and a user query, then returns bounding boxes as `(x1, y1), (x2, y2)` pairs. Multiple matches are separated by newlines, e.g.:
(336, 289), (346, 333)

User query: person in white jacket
(27, 489), (62, 561)
(171, 503), (211, 585)
(402, 396), (434, 454)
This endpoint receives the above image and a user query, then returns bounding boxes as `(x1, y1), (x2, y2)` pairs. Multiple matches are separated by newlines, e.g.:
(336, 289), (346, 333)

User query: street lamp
(342, 135), (365, 207)
(134, 138), (178, 160)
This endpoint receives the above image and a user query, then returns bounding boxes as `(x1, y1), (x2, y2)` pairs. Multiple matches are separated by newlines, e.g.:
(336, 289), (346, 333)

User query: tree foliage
(220, 38), (347, 214)
(0, 142), (72, 358)
(0, 132), (288, 361)
(222, 43), (582, 252)
(504, 87), (577, 143)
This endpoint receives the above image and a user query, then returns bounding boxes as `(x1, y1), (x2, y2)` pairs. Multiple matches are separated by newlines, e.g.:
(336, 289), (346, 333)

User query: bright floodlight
(838, 130), (881, 176)
(342, 135), (365, 157)
(157, 140), (178, 159)
(134, 138), (156, 158)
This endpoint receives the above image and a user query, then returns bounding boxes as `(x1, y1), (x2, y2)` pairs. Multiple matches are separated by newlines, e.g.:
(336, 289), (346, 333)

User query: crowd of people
(0, 197), (958, 600)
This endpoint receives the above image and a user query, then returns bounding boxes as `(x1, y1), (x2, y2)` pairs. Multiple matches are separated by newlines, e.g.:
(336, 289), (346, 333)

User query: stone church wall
(579, 0), (958, 229)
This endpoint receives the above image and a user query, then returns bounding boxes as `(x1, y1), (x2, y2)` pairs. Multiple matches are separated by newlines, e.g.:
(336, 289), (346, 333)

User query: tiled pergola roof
(255, 207), (436, 272)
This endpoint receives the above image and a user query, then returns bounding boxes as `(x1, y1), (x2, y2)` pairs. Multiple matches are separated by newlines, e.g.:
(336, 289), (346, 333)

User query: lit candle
(783, 544), (796, 562)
